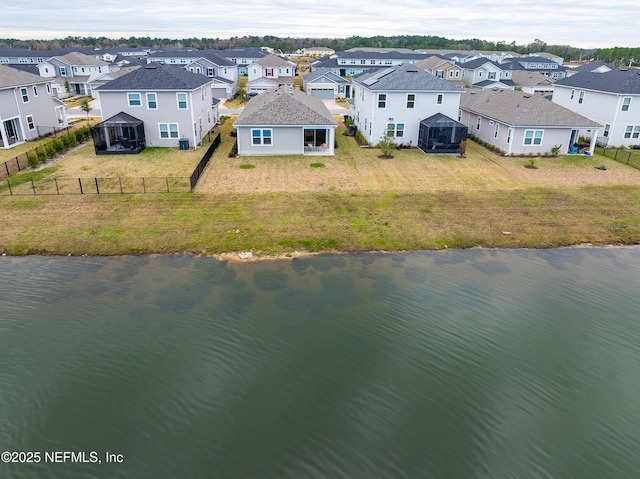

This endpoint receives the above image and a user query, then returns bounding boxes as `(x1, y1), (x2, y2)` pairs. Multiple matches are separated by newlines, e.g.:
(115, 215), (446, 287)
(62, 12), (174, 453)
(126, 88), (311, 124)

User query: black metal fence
(594, 146), (640, 170)
(0, 177), (191, 196)
(190, 132), (221, 191)
(1, 130), (221, 196)
(36, 125), (72, 139)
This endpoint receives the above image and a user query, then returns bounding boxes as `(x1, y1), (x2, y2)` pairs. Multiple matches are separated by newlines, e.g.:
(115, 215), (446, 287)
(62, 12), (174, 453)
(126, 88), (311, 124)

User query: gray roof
(303, 68), (347, 84)
(255, 54), (294, 68)
(94, 63), (212, 91)
(459, 58), (502, 69)
(353, 64), (463, 91)
(571, 61), (615, 73)
(234, 84), (336, 126)
(0, 47), (96, 58)
(510, 70), (555, 86)
(55, 52), (108, 66)
(0, 64), (49, 88)
(554, 68), (640, 94)
(339, 50), (430, 61)
(460, 89), (601, 128)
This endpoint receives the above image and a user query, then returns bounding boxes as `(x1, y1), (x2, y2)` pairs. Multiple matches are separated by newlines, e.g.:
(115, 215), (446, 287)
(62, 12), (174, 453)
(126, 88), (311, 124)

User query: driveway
(66, 98), (102, 119)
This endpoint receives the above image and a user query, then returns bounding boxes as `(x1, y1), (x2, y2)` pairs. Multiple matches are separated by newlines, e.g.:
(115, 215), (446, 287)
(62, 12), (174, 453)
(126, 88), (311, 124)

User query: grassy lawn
(3, 115), (640, 257)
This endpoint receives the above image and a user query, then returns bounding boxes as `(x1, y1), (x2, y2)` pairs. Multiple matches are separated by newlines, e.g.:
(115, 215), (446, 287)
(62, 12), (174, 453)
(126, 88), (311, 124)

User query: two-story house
(459, 58), (515, 89)
(414, 56), (464, 86)
(349, 64), (466, 152)
(0, 65), (67, 148)
(38, 52), (110, 97)
(552, 68), (640, 147)
(95, 63), (217, 149)
(501, 56), (568, 80)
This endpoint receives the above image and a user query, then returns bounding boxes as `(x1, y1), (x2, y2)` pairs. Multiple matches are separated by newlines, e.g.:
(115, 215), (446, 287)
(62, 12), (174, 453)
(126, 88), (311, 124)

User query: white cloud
(1, 0), (639, 48)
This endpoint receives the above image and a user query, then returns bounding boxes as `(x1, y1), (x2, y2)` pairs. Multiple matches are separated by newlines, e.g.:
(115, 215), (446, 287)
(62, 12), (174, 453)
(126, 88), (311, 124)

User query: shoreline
(2, 242), (639, 263)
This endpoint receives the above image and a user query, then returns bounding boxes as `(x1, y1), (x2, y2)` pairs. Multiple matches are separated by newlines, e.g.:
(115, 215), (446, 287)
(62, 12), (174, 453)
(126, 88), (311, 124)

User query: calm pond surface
(1, 248), (640, 479)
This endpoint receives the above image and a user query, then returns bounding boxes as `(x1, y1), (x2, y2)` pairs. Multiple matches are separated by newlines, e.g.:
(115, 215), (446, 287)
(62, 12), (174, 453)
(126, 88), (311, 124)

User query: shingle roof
(460, 89), (601, 127)
(56, 52), (108, 66)
(353, 64), (463, 91)
(510, 70), (554, 86)
(94, 63), (212, 91)
(459, 58), (502, 69)
(0, 64), (49, 88)
(234, 85), (336, 126)
(339, 50), (430, 61)
(255, 54), (294, 68)
(303, 68), (347, 83)
(554, 68), (640, 94)
(571, 61), (615, 73)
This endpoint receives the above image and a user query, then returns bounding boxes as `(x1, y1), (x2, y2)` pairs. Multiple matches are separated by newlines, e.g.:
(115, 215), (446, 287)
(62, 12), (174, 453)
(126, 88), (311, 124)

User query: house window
(33, 86), (38, 96)
(578, 91), (585, 104)
(570, 89), (575, 100)
(207, 67), (214, 76)
(146, 92), (157, 109)
(360, 60), (366, 64)
(378, 93), (386, 108)
(494, 123), (499, 138)
(458, 109), (462, 122)
(252, 129), (272, 145)
(623, 125), (640, 139)
(455, 70), (460, 78)
(406, 94), (415, 109)
(20, 87), (29, 103)
(177, 93), (188, 109)
(159, 123), (179, 139)
(488, 71), (496, 80)
(436, 70), (444, 78)
(46, 83), (51, 94)
(476, 116), (481, 130)
(507, 128), (512, 144)
(370, 60), (375, 65)
(127, 92), (141, 106)
(26, 115), (35, 130)
(478, 71), (483, 77)
(386, 123), (405, 138)
(437, 94), (443, 105)
(449, 70), (454, 77)
(524, 129), (543, 145)
(622, 97), (631, 112)
(603, 124), (611, 137)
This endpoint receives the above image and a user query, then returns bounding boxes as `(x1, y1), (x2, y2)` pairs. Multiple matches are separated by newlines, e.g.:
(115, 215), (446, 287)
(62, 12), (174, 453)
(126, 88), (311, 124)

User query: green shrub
(36, 147), (47, 162)
(239, 164), (255, 169)
(27, 152), (38, 168)
(228, 139), (238, 157)
(355, 130), (368, 146)
(53, 139), (65, 153)
(45, 142), (56, 158)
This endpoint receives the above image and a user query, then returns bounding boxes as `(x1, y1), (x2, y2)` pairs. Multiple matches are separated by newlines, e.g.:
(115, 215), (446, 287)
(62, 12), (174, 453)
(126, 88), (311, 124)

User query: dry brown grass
(196, 118), (640, 194)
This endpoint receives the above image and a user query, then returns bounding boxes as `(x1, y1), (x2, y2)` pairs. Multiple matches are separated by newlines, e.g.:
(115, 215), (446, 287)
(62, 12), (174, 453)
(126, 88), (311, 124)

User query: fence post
(142, 177), (146, 193)
(55, 178), (59, 195)
(7, 179), (12, 196)
(614, 149), (618, 160)
(4, 162), (9, 177)
(628, 152), (631, 165)
(31, 179), (36, 195)
(119, 177), (123, 194)
(16, 157), (21, 172)
(95, 178), (100, 194)
(166, 177), (169, 192)
(78, 178), (84, 194)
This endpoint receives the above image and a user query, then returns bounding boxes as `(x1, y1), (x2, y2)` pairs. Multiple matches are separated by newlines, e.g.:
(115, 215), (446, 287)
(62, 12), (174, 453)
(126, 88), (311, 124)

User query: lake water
(1, 248), (640, 479)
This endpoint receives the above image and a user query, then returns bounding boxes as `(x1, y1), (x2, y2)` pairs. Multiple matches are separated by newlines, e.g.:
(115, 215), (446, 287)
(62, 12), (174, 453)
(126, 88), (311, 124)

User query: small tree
(80, 98), (91, 119)
(457, 140), (467, 158)
(377, 134), (396, 157)
(64, 80), (71, 96)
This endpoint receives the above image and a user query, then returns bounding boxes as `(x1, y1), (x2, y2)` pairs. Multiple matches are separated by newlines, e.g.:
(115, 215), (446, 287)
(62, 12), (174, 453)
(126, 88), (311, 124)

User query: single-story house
(302, 68), (351, 99)
(459, 89), (602, 155)
(234, 84), (337, 156)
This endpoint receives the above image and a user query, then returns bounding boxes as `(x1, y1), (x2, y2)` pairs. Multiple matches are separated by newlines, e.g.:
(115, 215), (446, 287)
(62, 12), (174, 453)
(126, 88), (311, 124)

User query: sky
(1, 0), (639, 50)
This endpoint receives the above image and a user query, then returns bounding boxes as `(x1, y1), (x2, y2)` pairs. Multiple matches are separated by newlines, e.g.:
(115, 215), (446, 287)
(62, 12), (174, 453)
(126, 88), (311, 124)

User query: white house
(349, 64), (465, 150)
(37, 52), (110, 97)
(247, 54), (296, 82)
(302, 68), (351, 99)
(552, 68), (640, 147)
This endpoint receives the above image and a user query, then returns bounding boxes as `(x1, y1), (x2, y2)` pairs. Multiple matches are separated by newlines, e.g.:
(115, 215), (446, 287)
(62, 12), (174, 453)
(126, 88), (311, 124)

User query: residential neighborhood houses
(1, 43), (639, 159)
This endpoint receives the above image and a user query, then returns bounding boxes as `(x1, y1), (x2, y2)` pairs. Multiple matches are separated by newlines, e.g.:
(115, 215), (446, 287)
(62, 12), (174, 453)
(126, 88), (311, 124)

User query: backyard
(2, 115), (640, 257)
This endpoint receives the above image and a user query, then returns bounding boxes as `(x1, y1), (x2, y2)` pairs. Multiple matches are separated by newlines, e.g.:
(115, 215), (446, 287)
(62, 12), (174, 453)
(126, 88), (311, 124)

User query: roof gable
(554, 69), (640, 94)
(354, 64), (462, 91)
(234, 85), (336, 126)
(0, 64), (49, 88)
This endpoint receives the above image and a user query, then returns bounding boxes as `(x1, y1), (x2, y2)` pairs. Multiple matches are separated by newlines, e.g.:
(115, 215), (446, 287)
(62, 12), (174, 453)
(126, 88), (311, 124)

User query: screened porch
(91, 112), (146, 155)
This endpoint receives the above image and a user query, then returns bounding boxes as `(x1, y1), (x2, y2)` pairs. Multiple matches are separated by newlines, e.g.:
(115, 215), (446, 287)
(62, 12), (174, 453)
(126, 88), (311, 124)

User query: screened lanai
(418, 113), (468, 154)
(91, 112), (146, 155)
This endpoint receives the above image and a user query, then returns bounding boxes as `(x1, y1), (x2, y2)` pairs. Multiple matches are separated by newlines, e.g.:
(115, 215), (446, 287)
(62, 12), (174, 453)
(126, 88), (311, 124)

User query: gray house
(234, 85), (337, 156)
(0, 65), (67, 148)
(95, 63), (217, 149)
(459, 89), (601, 155)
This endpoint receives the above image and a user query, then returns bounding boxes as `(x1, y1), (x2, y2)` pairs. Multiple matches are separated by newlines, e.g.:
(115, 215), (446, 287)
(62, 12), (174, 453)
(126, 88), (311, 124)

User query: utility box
(179, 138), (189, 150)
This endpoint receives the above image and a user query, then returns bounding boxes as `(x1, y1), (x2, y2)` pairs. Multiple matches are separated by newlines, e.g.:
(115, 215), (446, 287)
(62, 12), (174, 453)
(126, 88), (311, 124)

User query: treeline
(0, 35), (637, 64)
